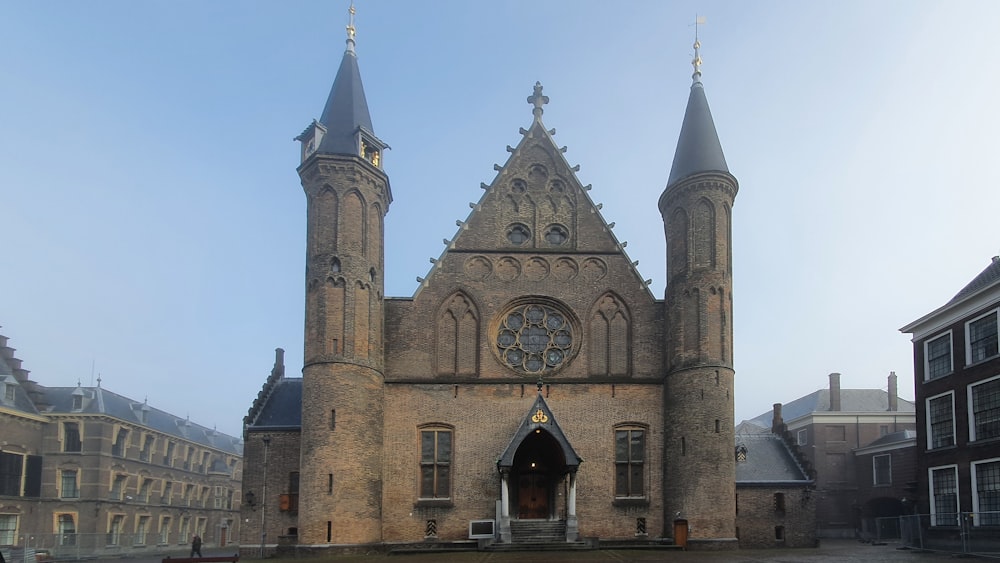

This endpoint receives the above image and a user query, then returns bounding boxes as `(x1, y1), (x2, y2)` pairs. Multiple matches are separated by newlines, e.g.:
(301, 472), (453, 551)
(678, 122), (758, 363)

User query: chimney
(829, 372), (841, 411)
(888, 371), (898, 412)
(772, 403), (784, 434)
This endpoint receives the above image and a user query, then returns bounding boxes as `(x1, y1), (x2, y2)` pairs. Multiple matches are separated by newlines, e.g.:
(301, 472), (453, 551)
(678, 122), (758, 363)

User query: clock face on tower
(494, 301), (575, 375)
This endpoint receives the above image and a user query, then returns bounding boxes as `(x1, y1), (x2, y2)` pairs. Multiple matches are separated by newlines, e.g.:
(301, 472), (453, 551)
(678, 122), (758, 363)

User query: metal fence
(2, 533), (208, 563)
(869, 512), (1000, 558)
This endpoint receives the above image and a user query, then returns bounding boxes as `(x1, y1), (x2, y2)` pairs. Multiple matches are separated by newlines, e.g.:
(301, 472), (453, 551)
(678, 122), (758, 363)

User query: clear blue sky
(3, 1), (998, 438)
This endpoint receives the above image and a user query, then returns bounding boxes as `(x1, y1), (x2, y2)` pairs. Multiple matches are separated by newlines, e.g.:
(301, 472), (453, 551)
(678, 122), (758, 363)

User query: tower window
(331, 258), (341, 273)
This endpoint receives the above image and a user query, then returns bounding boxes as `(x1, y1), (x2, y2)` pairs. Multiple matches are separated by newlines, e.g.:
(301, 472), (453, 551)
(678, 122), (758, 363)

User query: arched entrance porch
(497, 394), (582, 543)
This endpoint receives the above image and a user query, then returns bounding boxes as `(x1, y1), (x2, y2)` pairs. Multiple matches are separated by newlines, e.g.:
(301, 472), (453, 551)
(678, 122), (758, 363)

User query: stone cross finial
(527, 82), (549, 120)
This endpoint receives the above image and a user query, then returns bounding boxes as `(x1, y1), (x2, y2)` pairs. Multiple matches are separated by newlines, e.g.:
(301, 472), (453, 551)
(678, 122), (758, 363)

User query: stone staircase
(486, 520), (593, 551)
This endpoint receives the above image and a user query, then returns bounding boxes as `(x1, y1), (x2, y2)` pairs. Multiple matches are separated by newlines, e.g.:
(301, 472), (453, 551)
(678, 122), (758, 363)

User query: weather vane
(346, 2), (357, 44)
(692, 15), (706, 78)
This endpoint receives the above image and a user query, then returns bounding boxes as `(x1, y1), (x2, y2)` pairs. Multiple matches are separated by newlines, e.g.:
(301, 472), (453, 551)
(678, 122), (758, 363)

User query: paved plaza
(103, 540), (993, 563)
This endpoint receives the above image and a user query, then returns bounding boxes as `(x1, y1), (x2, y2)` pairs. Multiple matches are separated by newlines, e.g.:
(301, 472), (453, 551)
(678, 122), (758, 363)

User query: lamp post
(259, 436), (270, 558)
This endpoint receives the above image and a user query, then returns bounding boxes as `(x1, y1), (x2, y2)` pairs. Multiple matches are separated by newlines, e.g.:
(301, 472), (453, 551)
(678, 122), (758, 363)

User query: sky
(2, 1), (999, 439)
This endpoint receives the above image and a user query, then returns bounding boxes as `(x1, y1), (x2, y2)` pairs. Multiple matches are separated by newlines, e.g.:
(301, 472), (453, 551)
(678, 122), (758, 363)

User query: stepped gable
(0, 331), (47, 411)
(243, 348), (301, 433)
(0, 331), (43, 415)
(735, 427), (812, 484)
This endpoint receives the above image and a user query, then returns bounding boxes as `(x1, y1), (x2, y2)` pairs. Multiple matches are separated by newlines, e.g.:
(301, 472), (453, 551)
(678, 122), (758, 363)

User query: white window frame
(924, 331), (954, 380)
(0, 513), (18, 545)
(796, 428), (807, 446)
(968, 374), (1000, 442)
(966, 308), (999, 366)
(971, 457), (1000, 527)
(929, 464), (960, 526)
(926, 391), (956, 450)
(873, 454), (892, 486)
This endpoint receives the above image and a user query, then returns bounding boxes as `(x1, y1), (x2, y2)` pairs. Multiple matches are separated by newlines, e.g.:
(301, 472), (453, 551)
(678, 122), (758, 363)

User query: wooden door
(518, 473), (549, 519)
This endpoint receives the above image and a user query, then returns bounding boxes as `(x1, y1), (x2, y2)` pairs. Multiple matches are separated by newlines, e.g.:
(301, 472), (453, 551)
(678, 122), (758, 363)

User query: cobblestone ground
(103, 540), (995, 563)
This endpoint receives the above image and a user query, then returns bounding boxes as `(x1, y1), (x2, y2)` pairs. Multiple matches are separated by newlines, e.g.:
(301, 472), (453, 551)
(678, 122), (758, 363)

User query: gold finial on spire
(346, 2), (357, 52)
(691, 15), (706, 82)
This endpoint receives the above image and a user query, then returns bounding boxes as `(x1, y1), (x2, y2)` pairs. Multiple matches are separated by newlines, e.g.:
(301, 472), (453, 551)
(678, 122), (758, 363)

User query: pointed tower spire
(295, 2), (390, 545)
(659, 24), (739, 549)
(296, 2), (387, 165)
(666, 31), (729, 186)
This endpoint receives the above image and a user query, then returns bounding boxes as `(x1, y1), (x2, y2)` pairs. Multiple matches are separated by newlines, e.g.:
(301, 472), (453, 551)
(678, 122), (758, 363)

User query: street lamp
(259, 436), (270, 558)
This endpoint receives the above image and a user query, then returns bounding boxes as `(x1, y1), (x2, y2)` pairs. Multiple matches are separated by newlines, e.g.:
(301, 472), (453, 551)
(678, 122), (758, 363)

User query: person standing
(190, 534), (202, 558)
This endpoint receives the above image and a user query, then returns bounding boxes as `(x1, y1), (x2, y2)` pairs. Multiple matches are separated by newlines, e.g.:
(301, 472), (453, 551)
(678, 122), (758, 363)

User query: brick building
(0, 332), (243, 560)
(734, 420), (816, 548)
(242, 19), (744, 552)
(900, 256), (1000, 534)
(744, 373), (916, 538)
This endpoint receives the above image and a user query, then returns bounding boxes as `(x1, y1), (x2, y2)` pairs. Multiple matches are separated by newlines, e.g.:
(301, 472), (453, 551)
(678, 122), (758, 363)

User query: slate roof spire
(666, 34), (730, 186)
(314, 2), (379, 156)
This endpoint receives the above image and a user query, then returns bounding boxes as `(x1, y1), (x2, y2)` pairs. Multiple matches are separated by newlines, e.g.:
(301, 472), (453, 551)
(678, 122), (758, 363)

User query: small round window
(496, 302), (574, 374)
(544, 225), (568, 246)
(507, 224), (531, 245)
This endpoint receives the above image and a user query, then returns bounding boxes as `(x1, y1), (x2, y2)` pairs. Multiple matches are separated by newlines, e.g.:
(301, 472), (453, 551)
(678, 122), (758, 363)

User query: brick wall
(736, 486), (816, 548)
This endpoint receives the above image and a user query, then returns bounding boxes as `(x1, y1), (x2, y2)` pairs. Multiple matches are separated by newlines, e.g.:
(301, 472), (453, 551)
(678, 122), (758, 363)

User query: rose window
(496, 303), (573, 374)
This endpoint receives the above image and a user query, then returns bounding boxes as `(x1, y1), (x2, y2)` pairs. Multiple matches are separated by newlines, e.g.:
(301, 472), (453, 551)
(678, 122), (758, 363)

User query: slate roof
(862, 429), (917, 449)
(315, 44), (376, 156)
(41, 385), (243, 456)
(745, 389), (915, 428)
(248, 378), (302, 430)
(948, 256), (1000, 305)
(735, 424), (811, 484)
(666, 75), (729, 186)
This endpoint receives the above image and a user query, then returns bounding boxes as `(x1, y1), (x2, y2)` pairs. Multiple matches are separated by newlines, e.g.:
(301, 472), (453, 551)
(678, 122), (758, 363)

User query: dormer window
(295, 120), (326, 164)
(3, 383), (13, 402)
(360, 138), (381, 167)
(72, 395), (83, 410)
